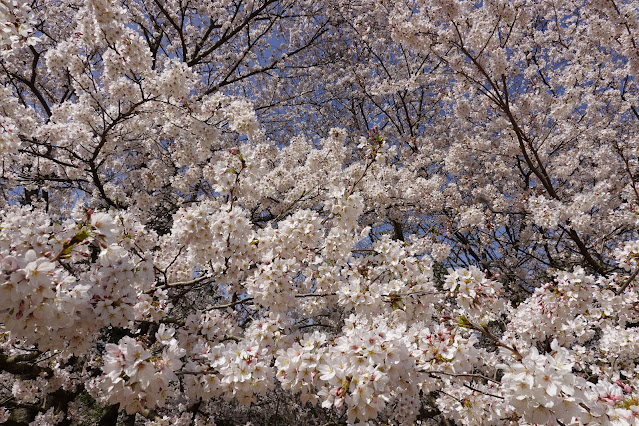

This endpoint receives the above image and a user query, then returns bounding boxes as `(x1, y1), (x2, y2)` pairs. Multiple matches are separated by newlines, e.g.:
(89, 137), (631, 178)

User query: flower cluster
(528, 195), (563, 229)
(0, 207), (91, 351)
(615, 240), (639, 271)
(506, 268), (598, 346)
(276, 317), (424, 424)
(97, 331), (185, 414)
(499, 341), (590, 424)
(444, 266), (506, 324)
(0, 0), (37, 53)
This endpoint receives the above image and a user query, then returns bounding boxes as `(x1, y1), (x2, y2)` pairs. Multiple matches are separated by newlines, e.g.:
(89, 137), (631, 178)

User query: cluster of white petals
(499, 341), (590, 424)
(444, 266), (506, 324)
(0, 0), (37, 53)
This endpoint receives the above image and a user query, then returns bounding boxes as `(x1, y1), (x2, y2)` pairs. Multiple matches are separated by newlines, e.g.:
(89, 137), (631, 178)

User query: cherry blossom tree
(1, 0), (639, 424)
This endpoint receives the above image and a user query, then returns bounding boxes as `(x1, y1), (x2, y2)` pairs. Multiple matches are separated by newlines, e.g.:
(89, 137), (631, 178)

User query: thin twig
(427, 370), (500, 384)
(616, 268), (639, 295)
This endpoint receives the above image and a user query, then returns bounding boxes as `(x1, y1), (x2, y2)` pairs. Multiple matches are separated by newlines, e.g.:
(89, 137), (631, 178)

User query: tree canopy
(1, 0), (639, 424)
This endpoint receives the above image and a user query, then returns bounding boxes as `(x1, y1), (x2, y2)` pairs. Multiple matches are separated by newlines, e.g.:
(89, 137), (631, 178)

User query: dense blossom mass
(1, 0), (639, 424)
